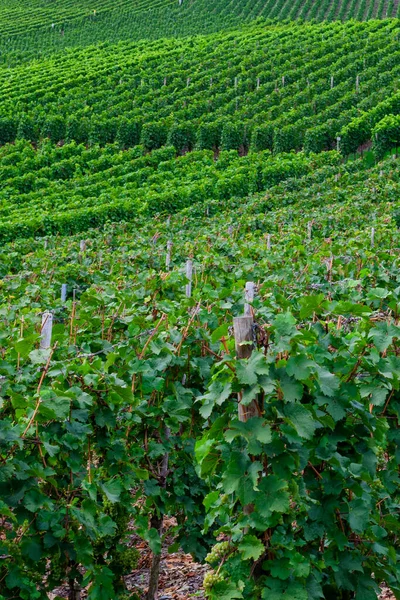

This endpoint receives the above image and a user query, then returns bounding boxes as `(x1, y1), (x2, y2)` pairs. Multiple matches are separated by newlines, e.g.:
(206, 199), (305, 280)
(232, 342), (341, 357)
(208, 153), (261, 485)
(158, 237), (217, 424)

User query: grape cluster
(205, 541), (230, 564)
(203, 570), (224, 591)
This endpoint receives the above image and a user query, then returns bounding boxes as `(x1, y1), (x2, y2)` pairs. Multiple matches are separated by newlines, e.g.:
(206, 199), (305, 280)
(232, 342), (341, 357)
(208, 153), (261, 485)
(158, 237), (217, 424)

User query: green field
(0, 2), (399, 600)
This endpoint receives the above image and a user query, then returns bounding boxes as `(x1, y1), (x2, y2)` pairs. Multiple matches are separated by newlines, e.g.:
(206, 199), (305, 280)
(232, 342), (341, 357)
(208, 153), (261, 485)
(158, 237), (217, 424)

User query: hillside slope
(1, 0), (399, 61)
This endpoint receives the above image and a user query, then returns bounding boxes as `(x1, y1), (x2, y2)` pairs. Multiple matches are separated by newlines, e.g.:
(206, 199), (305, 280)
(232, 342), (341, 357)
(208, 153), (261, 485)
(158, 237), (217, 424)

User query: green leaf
(85, 566), (115, 600)
(286, 355), (314, 381)
(236, 351), (269, 386)
(100, 480), (122, 503)
(203, 491), (219, 510)
(279, 374), (303, 402)
(255, 476), (290, 515)
(29, 348), (51, 365)
(211, 323), (229, 344)
(348, 498), (371, 533)
(262, 578), (308, 600)
(225, 417), (272, 453)
(14, 334), (39, 358)
(238, 534), (264, 560)
(299, 294), (327, 318)
(210, 581), (243, 600)
(316, 367), (340, 397)
(43, 441), (60, 457)
(145, 527), (162, 554)
(283, 403), (316, 439)
(21, 537), (42, 561)
(273, 312), (297, 336)
(199, 380), (232, 419)
(40, 395), (70, 420)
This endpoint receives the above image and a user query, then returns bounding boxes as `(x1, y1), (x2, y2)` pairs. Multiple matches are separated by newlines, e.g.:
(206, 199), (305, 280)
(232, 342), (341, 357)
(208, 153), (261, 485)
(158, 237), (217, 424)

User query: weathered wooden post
(244, 281), (255, 317)
(371, 227), (375, 248)
(185, 259), (193, 298)
(61, 284), (67, 303)
(233, 316), (260, 422)
(330, 75), (334, 89)
(307, 221), (312, 240)
(40, 312), (53, 350)
(356, 75), (360, 92)
(336, 136), (341, 152)
(80, 240), (86, 252)
(266, 233), (271, 250)
(257, 77), (260, 89)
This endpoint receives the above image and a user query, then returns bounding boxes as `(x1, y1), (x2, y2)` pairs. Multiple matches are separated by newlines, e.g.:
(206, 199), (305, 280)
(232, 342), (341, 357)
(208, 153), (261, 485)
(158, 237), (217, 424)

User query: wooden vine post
(244, 281), (255, 317)
(40, 312), (53, 350)
(185, 259), (193, 298)
(61, 284), (67, 303)
(371, 227), (375, 248)
(234, 281), (261, 422)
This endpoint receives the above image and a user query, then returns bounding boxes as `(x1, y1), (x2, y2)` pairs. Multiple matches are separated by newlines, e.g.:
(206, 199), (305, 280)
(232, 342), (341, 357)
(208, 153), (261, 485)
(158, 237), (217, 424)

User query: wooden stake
(330, 75), (334, 89)
(336, 136), (341, 152)
(233, 316), (260, 422)
(307, 221), (312, 240)
(244, 282), (255, 317)
(80, 240), (86, 252)
(185, 260), (193, 298)
(371, 227), (375, 248)
(266, 233), (271, 250)
(61, 284), (67, 302)
(256, 77), (260, 89)
(40, 312), (53, 350)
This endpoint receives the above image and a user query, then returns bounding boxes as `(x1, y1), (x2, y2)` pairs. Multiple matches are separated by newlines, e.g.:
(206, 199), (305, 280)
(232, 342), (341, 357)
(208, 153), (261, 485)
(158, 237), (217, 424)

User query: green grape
(203, 570), (224, 591)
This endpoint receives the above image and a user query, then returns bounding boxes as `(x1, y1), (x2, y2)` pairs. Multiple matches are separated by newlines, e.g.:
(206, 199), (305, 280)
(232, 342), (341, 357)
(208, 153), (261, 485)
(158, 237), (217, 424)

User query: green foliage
(141, 122), (168, 152)
(41, 116), (66, 143)
(1, 5), (400, 599)
(221, 122), (246, 151)
(250, 124), (274, 152)
(17, 114), (38, 142)
(89, 117), (118, 146)
(116, 118), (142, 150)
(0, 116), (17, 144)
(372, 114), (400, 159)
(66, 115), (90, 144)
(197, 122), (222, 150)
(167, 123), (196, 154)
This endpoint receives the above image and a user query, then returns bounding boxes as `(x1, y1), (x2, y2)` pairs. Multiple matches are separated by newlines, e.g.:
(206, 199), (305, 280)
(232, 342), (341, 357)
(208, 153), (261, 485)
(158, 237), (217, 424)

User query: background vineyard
(0, 1), (400, 600)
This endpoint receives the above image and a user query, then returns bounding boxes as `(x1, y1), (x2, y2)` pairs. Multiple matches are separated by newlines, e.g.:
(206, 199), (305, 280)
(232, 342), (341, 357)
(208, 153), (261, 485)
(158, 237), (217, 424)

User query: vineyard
(1, 1), (400, 600)
(1, 0), (400, 60)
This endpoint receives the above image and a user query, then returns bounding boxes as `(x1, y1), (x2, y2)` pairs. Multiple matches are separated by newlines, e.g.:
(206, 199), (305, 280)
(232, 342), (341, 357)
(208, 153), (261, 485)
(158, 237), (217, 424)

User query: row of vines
(1, 152), (400, 599)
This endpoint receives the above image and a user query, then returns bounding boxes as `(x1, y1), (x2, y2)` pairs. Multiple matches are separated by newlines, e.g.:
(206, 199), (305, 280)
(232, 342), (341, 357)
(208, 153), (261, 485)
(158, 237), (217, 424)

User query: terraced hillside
(1, 1), (400, 600)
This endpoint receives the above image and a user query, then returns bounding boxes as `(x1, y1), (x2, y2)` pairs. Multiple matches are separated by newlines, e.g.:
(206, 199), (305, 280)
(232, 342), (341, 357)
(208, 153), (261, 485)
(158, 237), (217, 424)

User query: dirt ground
(50, 546), (395, 600)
